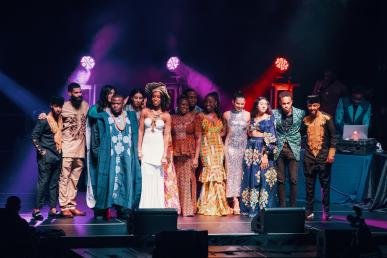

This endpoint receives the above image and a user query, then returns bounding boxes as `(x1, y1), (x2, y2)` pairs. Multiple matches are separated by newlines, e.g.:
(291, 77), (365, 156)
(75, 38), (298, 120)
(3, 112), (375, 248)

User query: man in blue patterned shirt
(272, 91), (305, 207)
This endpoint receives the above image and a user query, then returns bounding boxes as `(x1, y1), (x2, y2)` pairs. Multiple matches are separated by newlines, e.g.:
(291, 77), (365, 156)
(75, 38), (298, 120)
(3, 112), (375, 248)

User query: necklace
(111, 111), (126, 131)
(151, 109), (162, 132)
(231, 109), (242, 114)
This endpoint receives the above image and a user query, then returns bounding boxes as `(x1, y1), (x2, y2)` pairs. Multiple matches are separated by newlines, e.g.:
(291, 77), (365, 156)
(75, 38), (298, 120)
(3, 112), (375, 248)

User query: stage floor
(6, 192), (387, 236)
(2, 192), (386, 257)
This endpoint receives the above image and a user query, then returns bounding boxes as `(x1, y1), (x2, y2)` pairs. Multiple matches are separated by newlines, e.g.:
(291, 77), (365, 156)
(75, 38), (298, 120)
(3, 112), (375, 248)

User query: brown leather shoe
(70, 209), (86, 216)
(61, 210), (73, 218)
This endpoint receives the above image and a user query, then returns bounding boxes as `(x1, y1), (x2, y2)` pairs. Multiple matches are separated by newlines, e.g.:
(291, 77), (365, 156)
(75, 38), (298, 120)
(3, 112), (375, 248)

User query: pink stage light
(166, 56), (180, 71)
(274, 57), (289, 72)
(81, 56), (95, 70)
(75, 69), (91, 84)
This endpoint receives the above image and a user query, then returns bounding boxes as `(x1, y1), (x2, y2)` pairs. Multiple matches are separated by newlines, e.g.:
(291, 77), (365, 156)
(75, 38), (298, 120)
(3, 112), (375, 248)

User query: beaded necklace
(111, 111), (126, 131)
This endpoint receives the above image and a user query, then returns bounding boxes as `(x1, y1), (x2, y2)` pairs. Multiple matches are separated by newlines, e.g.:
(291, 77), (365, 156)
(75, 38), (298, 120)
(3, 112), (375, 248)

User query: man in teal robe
(335, 86), (371, 135)
(87, 94), (141, 219)
(272, 91), (305, 207)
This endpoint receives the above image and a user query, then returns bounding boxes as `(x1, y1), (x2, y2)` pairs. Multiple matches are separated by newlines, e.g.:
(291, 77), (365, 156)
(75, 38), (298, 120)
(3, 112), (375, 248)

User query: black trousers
(303, 159), (332, 213)
(36, 155), (61, 209)
(276, 143), (299, 207)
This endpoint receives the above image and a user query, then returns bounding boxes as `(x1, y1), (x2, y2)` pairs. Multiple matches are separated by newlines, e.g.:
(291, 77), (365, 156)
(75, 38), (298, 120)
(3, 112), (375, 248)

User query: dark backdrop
(0, 0), (386, 192)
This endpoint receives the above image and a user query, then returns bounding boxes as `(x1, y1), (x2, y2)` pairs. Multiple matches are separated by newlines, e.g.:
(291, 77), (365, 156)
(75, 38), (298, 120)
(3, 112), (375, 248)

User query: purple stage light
(75, 69), (91, 84)
(81, 56), (96, 70)
(166, 56), (180, 71)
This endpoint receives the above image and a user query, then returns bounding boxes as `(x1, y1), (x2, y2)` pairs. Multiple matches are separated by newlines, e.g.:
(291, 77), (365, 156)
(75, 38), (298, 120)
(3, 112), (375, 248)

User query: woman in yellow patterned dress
(196, 92), (231, 216)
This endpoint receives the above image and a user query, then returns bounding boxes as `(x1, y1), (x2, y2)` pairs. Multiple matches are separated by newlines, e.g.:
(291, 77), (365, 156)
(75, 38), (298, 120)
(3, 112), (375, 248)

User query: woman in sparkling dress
(223, 91), (250, 214)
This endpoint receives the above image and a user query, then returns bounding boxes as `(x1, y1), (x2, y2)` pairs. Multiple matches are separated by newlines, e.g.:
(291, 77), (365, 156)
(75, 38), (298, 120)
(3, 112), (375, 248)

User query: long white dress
(139, 118), (165, 208)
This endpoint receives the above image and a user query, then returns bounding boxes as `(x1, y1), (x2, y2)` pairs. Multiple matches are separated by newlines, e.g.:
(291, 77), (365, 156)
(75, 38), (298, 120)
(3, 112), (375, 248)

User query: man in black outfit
(303, 95), (336, 221)
(31, 96), (64, 220)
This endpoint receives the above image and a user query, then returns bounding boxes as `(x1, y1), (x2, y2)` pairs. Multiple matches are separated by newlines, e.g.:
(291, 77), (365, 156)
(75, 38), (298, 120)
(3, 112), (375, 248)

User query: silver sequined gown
(225, 110), (248, 198)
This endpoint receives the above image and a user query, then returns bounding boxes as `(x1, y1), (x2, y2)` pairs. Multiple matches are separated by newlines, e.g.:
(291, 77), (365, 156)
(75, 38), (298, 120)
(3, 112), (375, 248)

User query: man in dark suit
(31, 96), (64, 220)
(272, 91), (305, 207)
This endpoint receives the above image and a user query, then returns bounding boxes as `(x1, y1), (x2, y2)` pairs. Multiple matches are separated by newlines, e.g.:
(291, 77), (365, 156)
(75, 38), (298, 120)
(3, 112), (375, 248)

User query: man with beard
(59, 83), (89, 217)
(32, 96), (64, 220)
(88, 94), (141, 219)
(183, 88), (203, 113)
(303, 95), (336, 221)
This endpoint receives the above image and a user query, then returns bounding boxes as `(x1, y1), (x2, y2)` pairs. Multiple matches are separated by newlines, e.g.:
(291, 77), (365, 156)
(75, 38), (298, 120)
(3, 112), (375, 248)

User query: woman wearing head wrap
(138, 82), (177, 209)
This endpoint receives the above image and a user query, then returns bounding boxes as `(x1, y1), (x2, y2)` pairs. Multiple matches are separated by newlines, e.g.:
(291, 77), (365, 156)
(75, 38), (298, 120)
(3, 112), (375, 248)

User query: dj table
(293, 152), (373, 204)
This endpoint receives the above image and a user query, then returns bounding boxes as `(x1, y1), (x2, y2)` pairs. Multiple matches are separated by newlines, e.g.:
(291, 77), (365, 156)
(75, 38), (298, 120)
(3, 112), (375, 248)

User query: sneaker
(48, 210), (60, 218)
(305, 212), (314, 220)
(32, 210), (44, 221)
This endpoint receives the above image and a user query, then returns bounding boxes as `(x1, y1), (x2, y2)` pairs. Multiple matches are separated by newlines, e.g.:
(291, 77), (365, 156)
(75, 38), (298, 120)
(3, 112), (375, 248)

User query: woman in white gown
(138, 82), (171, 208)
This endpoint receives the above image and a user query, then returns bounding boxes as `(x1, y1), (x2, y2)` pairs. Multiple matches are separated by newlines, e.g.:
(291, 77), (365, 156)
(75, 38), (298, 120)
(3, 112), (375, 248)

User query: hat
(307, 95), (320, 104)
(50, 96), (65, 106)
(145, 82), (171, 105)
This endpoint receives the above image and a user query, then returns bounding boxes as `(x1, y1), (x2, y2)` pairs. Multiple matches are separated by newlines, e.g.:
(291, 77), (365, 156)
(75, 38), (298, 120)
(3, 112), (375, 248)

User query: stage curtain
(364, 152), (387, 210)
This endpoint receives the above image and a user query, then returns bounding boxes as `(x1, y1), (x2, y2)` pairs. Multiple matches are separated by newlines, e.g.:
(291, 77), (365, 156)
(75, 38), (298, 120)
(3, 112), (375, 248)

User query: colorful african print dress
(163, 137), (181, 214)
(171, 112), (198, 216)
(197, 113), (230, 216)
(240, 115), (278, 217)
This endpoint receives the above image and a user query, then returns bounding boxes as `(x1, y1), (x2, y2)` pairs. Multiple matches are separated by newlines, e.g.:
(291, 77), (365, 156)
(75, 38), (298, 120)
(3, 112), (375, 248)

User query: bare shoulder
(223, 111), (230, 120)
(244, 110), (251, 121)
(162, 111), (171, 120)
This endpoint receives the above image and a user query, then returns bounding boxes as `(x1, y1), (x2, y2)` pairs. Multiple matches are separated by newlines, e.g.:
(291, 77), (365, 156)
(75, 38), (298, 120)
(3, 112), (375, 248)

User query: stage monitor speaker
(317, 224), (355, 258)
(252, 207), (305, 233)
(127, 208), (177, 235)
(153, 230), (208, 258)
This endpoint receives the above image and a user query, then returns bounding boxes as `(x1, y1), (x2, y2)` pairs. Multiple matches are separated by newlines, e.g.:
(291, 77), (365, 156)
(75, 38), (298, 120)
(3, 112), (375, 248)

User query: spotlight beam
(0, 72), (46, 117)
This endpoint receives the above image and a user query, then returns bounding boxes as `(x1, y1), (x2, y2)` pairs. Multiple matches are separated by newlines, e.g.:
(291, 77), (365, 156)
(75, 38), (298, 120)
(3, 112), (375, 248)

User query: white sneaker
(306, 212), (314, 220)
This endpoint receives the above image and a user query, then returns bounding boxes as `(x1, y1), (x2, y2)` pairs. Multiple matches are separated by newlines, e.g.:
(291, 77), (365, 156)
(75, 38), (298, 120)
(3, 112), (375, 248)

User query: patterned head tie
(145, 82), (171, 106)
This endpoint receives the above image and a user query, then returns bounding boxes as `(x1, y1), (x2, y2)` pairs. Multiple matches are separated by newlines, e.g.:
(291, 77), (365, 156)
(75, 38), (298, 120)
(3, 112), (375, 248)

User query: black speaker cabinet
(317, 224), (355, 258)
(252, 207), (305, 233)
(153, 230), (208, 258)
(127, 208), (178, 235)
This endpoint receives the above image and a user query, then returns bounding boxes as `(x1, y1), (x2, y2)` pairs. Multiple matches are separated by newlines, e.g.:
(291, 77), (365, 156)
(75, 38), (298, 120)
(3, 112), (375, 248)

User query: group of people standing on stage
(31, 80), (337, 221)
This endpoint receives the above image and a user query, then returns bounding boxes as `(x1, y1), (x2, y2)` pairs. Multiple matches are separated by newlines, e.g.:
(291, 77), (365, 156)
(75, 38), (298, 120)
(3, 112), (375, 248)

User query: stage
(8, 192), (386, 257)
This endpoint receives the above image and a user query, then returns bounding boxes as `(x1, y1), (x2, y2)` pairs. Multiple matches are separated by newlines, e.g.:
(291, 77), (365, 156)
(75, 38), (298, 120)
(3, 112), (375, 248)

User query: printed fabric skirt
(240, 137), (278, 217)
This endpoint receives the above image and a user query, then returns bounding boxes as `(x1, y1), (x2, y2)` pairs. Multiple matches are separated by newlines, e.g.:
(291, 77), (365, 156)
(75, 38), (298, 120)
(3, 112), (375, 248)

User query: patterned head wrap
(145, 82), (171, 106)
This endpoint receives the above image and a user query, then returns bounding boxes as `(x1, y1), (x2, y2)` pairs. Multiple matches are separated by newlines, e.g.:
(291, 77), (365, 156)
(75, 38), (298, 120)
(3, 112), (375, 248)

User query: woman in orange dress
(171, 95), (200, 216)
(196, 92), (231, 216)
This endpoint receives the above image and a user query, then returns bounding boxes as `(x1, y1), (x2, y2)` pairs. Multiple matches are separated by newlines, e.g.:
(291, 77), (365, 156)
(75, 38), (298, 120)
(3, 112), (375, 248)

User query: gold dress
(197, 113), (230, 216)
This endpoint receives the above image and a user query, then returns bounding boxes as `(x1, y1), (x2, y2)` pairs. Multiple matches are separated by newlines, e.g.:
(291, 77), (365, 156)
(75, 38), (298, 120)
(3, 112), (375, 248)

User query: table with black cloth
(363, 152), (387, 210)
(292, 151), (373, 204)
